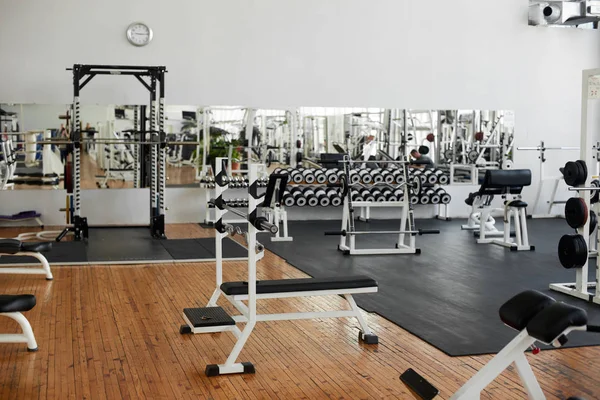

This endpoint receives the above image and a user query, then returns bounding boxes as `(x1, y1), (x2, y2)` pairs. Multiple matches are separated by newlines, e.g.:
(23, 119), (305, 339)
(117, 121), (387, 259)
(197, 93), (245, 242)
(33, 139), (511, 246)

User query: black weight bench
(0, 294), (38, 351)
(462, 169), (534, 251)
(451, 290), (594, 399)
(221, 275), (377, 296)
(0, 239), (53, 279)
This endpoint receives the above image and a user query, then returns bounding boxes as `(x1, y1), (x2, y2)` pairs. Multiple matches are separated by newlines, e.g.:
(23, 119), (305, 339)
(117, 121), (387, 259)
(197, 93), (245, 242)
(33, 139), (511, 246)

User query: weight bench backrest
(479, 169), (531, 196)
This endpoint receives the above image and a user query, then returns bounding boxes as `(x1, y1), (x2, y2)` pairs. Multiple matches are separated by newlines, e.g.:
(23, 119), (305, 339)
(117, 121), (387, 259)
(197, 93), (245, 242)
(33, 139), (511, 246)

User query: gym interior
(1, 1), (600, 399)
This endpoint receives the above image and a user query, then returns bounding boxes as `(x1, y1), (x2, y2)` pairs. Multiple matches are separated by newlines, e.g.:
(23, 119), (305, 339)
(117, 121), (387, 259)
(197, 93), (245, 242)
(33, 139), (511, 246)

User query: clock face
(127, 23), (153, 46)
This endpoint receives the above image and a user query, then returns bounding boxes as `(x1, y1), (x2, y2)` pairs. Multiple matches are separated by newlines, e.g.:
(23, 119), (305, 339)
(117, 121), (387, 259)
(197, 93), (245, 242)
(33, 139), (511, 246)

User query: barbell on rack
(324, 229), (440, 237)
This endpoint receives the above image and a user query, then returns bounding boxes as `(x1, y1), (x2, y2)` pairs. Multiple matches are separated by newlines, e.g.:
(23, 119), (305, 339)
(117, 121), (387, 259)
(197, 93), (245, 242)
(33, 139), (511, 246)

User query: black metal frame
(60, 64), (168, 241)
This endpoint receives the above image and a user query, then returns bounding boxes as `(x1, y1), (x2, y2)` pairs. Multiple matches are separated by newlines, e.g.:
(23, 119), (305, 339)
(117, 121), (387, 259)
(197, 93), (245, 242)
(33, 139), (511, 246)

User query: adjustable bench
(0, 294), (38, 351)
(451, 290), (593, 399)
(462, 169), (534, 251)
(181, 275), (379, 376)
(0, 239), (53, 279)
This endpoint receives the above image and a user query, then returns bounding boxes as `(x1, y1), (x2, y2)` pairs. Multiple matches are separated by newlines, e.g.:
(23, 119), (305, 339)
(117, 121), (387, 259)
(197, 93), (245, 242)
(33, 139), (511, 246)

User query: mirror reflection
(0, 104), (514, 190)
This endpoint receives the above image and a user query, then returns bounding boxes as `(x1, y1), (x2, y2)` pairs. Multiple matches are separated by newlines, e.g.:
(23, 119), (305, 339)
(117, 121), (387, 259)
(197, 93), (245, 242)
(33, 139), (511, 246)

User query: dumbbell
(282, 190), (295, 207)
(290, 169), (304, 184)
(381, 169), (395, 184)
(439, 190), (451, 204)
(393, 169), (405, 184)
(314, 169), (328, 184)
(358, 169), (373, 184)
(372, 168), (384, 184)
(290, 187), (307, 206)
(371, 188), (387, 202)
(303, 187), (320, 207)
(410, 195), (419, 205)
(329, 189), (343, 206)
(359, 188), (375, 202)
(348, 170), (360, 184)
(429, 188), (442, 204)
(302, 169), (316, 184)
(351, 190), (363, 202)
(437, 170), (450, 185)
(314, 188), (331, 207)
(326, 169), (339, 184)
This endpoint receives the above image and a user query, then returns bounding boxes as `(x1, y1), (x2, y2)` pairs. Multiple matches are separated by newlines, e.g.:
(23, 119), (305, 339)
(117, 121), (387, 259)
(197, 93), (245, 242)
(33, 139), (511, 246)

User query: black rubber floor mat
(263, 219), (600, 356)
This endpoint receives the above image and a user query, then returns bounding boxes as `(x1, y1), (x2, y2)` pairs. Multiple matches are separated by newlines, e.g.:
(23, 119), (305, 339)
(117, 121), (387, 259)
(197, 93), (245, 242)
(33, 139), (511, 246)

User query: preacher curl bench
(462, 169), (534, 251)
(406, 290), (597, 399)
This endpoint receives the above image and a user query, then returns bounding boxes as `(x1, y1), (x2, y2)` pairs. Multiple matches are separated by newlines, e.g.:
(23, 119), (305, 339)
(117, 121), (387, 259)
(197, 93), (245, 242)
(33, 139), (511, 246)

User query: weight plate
(468, 150), (479, 163)
(565, 197), (588, 229)
(419, 145), (430, 155)
(591, 211), (598, 234)
(441, 193), (451, 204)
(444, 149), (454, 160)
(339, 174), (349, 199)
(427, 174), (438, 185)
(591, 180), (600, 204)
(558, 234), (588, 269)
(412, 176), (421, 196)
(295, 151), (303, 164)
(438, 175), (449, 185)
(577, 160), (588, 185)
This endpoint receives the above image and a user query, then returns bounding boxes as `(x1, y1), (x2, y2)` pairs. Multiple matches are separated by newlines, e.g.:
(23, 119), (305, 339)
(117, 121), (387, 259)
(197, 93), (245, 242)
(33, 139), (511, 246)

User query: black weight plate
(576, 160), (588, 185)
(558, 234), (588, 269)
(563, 161), (582, 187)
(592, 180), (600, 204)
(295, 151), (303, 164)
(565, 197), (588, 229)
(591, 211), (598, 234)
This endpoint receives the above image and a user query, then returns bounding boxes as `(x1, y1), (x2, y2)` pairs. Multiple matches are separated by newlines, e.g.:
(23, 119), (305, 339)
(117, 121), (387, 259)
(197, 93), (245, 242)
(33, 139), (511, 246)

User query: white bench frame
(0, 311), (38, 351)
(0, 251), (53, 280)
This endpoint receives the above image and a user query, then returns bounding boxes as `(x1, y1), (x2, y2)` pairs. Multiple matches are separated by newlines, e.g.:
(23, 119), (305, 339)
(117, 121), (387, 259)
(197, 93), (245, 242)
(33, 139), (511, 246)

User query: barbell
(7, 139), (202, 146)
(324, 229), (440, 236)
(209, 198), (279, 234)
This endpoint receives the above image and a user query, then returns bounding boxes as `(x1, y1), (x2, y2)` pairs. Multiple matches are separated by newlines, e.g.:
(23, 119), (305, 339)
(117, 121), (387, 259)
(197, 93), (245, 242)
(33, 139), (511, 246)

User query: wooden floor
(0, 224), (597, 399)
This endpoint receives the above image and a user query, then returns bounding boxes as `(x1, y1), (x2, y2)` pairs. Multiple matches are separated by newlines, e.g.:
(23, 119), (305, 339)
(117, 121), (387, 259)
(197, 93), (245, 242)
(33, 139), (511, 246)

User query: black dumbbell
(328, 189), (342, 206)
(381, 169), (395, 184)
(372, 168), (384, 184)
(393, 169), (405, 184)
(290, 187), (307, 206)
(290, 169), (304, 184)
(315, 188), (331, 207)
(303, 187), (319, 207)
(302, 169), (316, 184)
(358, 169), (373, 184)
(314, 169), (328, 184)
(283, 190), (295, 207)
(326, 169), (339, 184)
(351, 190), (363, 202)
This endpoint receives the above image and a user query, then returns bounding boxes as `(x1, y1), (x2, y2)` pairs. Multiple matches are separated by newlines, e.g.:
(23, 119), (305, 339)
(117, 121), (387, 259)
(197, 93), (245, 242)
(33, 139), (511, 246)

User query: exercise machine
(180, 159), (379, 376)
(518, 142), (580, 218)
(466, 169), (535, 251)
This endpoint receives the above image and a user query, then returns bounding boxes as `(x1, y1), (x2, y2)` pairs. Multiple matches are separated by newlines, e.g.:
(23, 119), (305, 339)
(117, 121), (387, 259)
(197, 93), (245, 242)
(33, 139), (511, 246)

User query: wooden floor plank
(0, 223), (597, 399)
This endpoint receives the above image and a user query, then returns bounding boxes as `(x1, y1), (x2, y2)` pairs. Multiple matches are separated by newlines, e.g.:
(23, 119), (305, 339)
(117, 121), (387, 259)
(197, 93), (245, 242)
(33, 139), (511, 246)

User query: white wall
(1, 0), (599, 220)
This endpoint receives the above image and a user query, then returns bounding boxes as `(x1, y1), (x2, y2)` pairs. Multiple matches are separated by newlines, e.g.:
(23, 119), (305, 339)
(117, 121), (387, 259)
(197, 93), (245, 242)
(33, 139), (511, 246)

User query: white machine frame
(550, 67), (600, 304)
(451, 325), (585, 400)
(0, 251), (53, 280)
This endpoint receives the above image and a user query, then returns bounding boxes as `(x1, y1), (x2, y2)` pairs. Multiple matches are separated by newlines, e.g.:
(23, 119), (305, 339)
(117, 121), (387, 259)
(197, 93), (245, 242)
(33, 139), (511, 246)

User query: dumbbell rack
(358, 167), (451, 222)
(202, 175), (267, 226)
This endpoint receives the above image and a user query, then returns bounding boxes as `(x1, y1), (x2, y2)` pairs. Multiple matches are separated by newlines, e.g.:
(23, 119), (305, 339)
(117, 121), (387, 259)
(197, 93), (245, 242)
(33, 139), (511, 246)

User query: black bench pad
(527, 302), (588, 344)
(507, 200), (528, 208)
(499, 290), (556, 331)
(221, 275), (378, 296)
(0, 239), (52, 254)
(0, 295), (36, 313)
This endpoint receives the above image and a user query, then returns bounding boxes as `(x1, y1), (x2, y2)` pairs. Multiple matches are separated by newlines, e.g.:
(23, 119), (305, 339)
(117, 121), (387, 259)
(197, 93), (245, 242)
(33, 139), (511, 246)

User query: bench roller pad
(20, 242), (52, 253)
(527, 302), (588, 344)
(221, 275), (377, 296)
(0, 239), (21, 254)
(499, 290), (556, 331)
(0, 295), (36, 313)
